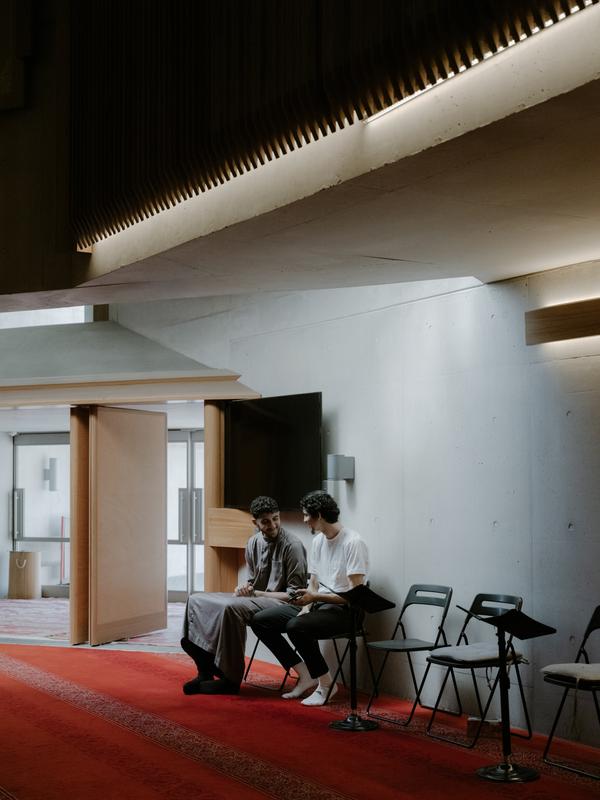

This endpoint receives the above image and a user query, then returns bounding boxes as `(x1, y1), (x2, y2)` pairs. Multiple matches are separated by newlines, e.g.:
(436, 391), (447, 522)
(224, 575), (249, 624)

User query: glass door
(13, 433), (71, 590)
(167, 430), (204, 599)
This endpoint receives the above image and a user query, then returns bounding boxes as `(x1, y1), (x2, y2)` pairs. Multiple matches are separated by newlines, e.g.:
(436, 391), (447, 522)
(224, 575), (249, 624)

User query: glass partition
(13, 433), (70, 586)
(167, 430), (204, 597)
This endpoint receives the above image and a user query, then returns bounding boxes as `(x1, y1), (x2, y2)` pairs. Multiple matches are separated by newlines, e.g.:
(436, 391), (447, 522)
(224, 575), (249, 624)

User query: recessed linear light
(366, 8), (587, 124)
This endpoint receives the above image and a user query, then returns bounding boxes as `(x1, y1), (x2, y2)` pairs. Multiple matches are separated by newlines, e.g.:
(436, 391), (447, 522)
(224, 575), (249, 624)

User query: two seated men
(181, 491), (369, 704)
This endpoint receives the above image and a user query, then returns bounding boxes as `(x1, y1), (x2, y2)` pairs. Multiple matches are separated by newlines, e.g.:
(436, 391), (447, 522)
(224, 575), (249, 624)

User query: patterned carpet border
(0, 652), (351, 800)
(228, 665), (600, 786)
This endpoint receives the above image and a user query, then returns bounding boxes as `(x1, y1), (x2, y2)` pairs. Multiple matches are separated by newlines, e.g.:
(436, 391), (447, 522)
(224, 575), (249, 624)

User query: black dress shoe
(183, 676), (207, 695)
(195, 678), (240, 695)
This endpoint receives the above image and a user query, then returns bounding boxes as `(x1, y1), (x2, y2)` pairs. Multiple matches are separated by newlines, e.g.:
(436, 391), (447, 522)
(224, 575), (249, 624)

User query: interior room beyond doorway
(0, 401), (206, 642)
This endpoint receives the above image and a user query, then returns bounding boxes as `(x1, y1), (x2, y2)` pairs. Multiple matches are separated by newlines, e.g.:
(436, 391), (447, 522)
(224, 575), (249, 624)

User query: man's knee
(252, 606), (296, 634)
(222, 601), (251, 624)
(251, 607), (278, 632)
(286, 614), (311, 636)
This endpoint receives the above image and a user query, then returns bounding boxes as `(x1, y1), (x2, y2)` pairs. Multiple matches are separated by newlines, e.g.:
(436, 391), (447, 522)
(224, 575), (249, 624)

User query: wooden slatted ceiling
(70, 0), (599, 248)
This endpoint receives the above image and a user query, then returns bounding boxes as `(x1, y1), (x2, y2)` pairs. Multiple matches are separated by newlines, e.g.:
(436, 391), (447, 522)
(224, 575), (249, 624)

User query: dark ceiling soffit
(70, 0), (597, 248)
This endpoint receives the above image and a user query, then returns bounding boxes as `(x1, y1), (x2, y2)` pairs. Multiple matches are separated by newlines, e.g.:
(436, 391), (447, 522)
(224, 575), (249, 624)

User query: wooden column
(203, 400), (246, 591)
(70, 407), (90, 644)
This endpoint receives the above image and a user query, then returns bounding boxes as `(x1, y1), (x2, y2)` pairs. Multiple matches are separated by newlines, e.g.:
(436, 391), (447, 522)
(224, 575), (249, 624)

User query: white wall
(114, 263), (600, 745)
(0, 307), (85, 329)
(0, 433), (13, 597)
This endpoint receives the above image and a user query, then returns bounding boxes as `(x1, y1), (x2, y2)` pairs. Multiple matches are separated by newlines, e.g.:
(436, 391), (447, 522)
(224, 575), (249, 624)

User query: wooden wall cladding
(69, 1), (598, 248)
(69, 407), (90, 645)
(0, 0), (31, 111)
(525, 298), (600, 345)
(206, 507), (253, 549)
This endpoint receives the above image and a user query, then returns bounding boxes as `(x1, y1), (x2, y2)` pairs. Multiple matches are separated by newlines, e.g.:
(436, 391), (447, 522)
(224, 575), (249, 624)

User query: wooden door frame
(71, 399), (249, 644)
(203, 401), (249, 592)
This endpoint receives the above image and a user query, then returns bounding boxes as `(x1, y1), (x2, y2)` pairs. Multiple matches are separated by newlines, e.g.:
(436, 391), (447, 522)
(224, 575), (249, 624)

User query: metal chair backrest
(393, 584), (453, 645)
(576, 604), (600, 663)
(458, 593), (523, 645)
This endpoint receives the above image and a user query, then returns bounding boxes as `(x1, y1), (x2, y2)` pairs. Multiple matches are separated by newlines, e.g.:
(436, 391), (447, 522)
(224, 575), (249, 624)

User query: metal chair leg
(427, 666), (477, 744)
(427, 663), (532, 750)
(361, 633), (377, 692)
(323, 639), (350, 703)
(244, 638), (292, 692)
(243, 639), (259, 681)
(510, 661), (533, 740)
(543, 688), (600, 780)
(366, 651), (390, 713)
(543, 687), (569, 761)
(332, 639), (348, 688)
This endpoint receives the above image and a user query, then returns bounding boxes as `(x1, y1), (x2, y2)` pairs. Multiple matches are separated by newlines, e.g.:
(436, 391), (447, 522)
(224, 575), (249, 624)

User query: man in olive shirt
(181, 495), (307, 694)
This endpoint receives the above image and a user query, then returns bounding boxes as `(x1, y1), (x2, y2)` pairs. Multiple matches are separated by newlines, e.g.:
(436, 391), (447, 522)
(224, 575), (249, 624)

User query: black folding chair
(366, 584), (456, 725)
(542, 605), (600, 780)
(319, 612), (377, 703)
(426, 593), (532, 748)
(244, 636), (293, 691)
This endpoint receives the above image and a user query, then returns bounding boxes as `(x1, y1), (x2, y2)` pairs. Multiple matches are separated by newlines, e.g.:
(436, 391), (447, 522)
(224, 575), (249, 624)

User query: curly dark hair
(300, 490), (340, 523)
(250, 496), (280, 518)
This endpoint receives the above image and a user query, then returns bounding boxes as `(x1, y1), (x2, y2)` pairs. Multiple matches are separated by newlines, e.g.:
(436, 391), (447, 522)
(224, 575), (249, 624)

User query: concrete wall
(0, 433), (13, 597)
(114, 262), (600, 745)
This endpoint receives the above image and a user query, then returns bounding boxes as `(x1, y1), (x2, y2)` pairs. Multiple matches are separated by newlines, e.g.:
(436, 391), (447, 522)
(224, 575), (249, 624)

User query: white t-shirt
(309, 527), (369, 593)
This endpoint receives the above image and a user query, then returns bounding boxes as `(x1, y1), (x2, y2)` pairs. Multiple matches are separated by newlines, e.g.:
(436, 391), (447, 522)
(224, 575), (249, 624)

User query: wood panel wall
(525, 298), (600, 345)
(69, 407), (90, 644)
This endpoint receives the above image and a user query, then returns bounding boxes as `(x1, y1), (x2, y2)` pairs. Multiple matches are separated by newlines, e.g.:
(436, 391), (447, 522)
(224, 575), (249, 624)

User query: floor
(0, 597), (185, 650)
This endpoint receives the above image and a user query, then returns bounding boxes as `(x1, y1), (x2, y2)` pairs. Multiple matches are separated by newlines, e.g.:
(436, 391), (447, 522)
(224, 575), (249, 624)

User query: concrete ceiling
(96, 78), (600, 290)
(2, 9), (600, 316)
(5, 76), (597, 313)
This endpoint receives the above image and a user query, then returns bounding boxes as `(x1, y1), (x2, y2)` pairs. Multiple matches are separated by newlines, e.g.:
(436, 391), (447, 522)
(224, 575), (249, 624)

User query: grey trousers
(183, 592), (282, 684)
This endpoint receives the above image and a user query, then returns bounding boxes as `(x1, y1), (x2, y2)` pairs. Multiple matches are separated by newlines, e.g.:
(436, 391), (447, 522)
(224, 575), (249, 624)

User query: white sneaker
(282, 675), (318, 699)
(301, 682), (338, 706)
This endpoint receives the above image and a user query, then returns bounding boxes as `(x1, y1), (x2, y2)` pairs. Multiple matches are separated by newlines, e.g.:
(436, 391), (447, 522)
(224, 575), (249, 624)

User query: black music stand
(471, 608), (556, 783)
(325, 583), (395, 732)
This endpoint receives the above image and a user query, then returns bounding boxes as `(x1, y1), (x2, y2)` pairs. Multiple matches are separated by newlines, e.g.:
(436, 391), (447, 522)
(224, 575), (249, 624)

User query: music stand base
(477, 763), (539, 783)
(330, 713), (379, 732)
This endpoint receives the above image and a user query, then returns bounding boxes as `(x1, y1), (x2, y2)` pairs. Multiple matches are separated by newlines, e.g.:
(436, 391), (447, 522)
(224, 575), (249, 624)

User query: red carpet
(0, 644), (598, 800)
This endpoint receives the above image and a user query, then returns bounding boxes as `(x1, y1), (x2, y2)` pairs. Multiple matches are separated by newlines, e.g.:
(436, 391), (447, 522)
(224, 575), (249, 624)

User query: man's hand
(289, 588), (317, 606)
(234, 582), (255, 597)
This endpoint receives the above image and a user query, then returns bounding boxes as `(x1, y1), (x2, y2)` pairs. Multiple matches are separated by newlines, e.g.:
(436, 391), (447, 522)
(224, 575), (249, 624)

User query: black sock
(180, 637), (215, 680)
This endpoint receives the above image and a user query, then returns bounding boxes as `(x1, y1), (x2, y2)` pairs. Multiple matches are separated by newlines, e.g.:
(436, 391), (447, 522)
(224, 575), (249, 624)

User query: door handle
(192, 488), (203, 544)
(178, 488), (188, 543)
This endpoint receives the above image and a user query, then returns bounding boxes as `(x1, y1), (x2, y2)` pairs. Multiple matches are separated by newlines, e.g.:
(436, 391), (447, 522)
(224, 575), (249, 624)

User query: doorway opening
(167, 429), (204, 600)
(1, 402), (205, 645)
(12, 432), (71, 596)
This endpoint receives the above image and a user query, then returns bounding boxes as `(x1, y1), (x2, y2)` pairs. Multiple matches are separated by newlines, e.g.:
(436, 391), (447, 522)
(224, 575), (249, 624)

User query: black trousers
(250, 603), (353, 679)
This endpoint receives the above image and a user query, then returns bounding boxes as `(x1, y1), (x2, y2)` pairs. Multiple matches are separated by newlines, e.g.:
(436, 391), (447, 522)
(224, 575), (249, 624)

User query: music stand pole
(477, 627), (538, 782)
(330, 602), (378, 732)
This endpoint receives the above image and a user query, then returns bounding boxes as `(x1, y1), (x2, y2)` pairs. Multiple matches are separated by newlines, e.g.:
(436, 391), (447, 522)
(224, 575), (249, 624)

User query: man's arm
(253, 538), (308, 600)
(291, 573), (364, 606)
(252, 589), (294, 600)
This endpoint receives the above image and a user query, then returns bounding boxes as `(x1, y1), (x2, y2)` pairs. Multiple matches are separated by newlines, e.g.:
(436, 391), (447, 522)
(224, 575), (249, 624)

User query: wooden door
(87, 406), (167, 645)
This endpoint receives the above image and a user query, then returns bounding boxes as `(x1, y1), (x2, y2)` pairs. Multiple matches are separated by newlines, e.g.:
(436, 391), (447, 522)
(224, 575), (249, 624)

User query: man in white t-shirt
(250, 490), (369, 706)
